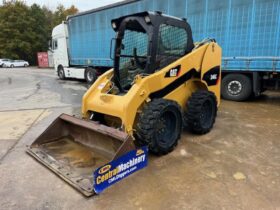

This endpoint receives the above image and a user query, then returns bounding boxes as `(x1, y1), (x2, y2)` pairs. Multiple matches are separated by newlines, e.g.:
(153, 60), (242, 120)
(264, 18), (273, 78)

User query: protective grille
(156, 24), (188, 70)
(119, 29), (148, 88)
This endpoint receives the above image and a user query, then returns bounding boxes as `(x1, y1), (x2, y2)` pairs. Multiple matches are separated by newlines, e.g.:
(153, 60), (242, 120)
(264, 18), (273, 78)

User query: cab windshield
(118, 22), (148, 90)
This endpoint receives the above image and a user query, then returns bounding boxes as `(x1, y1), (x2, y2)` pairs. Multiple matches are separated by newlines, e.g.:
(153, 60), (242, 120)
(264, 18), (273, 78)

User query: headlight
(112, 22), (117, 29)
(144, 16), (151, 23)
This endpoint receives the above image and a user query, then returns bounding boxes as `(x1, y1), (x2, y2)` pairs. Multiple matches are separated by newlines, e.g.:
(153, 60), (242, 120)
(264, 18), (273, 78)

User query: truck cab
(51, 23), (86, 80)
(51, 23), (69, 76)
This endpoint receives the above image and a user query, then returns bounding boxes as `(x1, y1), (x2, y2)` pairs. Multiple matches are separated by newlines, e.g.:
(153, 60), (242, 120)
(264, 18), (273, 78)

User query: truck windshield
(118, 27), (148, 90)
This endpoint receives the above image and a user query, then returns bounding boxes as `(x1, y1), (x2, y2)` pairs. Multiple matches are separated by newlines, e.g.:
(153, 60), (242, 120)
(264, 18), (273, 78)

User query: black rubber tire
(85, 68), (97, 84)
(24, 64), (27, 67)
(58, 66), (65, 80)
(135, 99), (182, 155)
(10, 64), (14, 68)
(185, 90), (217, 134)
(222, 74), (252, 101)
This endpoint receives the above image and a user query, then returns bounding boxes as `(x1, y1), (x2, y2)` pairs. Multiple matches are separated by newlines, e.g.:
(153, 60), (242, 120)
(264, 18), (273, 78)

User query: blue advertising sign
(93, 146), (148, 194)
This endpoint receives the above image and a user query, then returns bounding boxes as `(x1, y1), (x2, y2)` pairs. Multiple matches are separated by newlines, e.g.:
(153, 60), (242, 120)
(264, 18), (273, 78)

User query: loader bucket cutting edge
(26, 114), (135, 196)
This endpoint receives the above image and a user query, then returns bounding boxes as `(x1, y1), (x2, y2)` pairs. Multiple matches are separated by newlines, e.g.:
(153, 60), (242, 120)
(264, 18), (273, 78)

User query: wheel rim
(200, 99), (215, 128)
(59, 69), (64, 78)
(155, 111), (177, 148)
(227, 80), (242, 95)
(87, 70), (94, 82)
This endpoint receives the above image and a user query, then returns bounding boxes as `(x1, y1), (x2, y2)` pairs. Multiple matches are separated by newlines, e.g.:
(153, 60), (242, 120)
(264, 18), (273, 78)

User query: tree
(29, 3), (50, 63)
(53, 4), (78, 27)
(0, 1), (78, 65)
(42, 6), (54, 39)
(0, 1), (34, 61)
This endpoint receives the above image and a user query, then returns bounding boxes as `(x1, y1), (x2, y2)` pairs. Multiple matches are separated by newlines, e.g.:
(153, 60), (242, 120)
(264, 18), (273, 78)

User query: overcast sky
(23, 0), (124, 11)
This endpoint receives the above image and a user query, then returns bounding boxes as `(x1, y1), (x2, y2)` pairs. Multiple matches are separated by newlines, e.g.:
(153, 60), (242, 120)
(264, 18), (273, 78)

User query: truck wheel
(85, 68), (97, 84)
(58, 66), (65, 80)
(185, 90), (217, 134)
(135, 99), (182, 155)
(222, 74), (252, 101)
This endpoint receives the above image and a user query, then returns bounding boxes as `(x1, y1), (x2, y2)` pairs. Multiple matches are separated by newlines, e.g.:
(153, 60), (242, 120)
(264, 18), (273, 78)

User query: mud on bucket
(27, 114), (135, 196)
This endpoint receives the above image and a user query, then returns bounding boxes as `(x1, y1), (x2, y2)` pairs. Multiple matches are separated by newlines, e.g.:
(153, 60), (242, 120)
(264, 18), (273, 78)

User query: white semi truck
(51, 23), (101, 83)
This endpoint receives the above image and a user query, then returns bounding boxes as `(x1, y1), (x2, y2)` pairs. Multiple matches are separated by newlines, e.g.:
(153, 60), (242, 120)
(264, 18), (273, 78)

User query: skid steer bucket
(27, 114), (135, 196)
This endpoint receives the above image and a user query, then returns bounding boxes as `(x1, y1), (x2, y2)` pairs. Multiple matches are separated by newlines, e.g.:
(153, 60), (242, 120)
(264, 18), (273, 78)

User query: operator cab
(111, 11), (194, 92)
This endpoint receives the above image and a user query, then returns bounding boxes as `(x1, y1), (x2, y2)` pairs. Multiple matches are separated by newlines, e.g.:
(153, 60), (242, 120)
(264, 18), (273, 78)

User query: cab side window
(53, 39), (58, 50)
(156, 24), (188, 69)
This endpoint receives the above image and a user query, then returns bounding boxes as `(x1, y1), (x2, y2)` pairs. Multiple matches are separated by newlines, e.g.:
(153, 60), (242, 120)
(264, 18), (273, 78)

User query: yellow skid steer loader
(27, 11), (222, 196)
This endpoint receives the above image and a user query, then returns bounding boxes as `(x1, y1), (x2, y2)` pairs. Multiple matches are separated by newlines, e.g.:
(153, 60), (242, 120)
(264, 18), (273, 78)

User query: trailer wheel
(58, 66), (65, 80)
(135, 99), (182, 155)
(222, 74), (252, 101)
(85, 68), (97, 84)
(185, 90), (217, 134)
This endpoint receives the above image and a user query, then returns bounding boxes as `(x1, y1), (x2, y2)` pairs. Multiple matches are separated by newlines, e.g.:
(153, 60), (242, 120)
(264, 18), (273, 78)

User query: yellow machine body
(27, 12), (222, 197)
(82, 42), (222, 135)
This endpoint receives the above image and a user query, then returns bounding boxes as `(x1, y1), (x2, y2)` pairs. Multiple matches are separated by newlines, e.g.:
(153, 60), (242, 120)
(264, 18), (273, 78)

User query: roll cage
(111, 11), (194, 92)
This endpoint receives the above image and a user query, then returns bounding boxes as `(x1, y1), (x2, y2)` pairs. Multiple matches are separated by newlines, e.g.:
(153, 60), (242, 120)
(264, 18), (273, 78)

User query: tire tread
(136, 99), (182, 155)
(186, 90), (217, 134)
